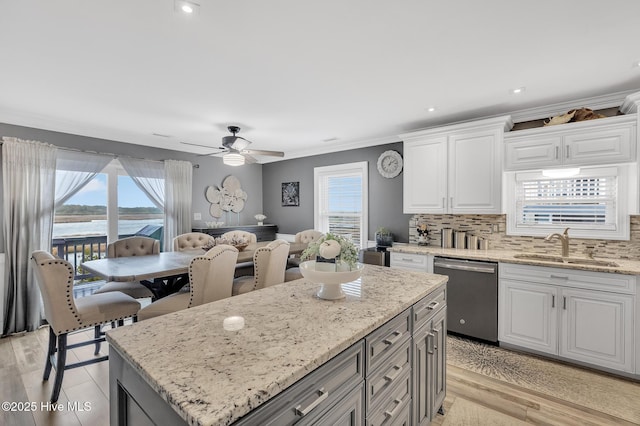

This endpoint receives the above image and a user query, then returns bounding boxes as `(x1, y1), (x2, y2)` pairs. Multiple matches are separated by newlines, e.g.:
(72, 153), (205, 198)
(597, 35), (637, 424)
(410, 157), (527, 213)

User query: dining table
(81, 241), (308, 299)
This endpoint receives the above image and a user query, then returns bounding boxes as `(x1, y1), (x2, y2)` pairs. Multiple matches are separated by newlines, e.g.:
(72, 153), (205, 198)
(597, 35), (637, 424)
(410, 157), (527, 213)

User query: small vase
(418, 235), (428, 246)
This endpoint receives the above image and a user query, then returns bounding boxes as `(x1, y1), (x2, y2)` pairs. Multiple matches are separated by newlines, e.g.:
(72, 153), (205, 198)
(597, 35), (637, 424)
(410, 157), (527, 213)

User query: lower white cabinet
(499, 263), (636, 374)
(390, 252), (433, 273)
(499, 279), (558, 354)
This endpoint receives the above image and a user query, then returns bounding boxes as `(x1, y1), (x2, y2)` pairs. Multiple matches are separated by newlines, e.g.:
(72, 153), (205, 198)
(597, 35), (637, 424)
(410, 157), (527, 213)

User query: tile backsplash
(409, 214), (640, 260)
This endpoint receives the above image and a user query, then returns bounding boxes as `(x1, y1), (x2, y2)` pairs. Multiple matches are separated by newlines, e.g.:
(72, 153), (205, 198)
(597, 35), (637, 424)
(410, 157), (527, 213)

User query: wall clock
(376, 150), (403, 178)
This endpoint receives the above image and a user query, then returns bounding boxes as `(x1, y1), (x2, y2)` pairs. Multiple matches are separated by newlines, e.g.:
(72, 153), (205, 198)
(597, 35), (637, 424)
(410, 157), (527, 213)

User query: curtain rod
(0, 140), (200, 168)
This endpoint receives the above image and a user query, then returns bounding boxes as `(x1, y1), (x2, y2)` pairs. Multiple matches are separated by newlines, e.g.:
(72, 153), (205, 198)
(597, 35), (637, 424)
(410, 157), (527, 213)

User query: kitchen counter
(387, 244), (640, 275)
(106, 264), (447, 425)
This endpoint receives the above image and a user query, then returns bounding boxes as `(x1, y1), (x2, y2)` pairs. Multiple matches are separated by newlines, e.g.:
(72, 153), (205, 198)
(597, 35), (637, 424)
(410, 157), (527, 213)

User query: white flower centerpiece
(299, 233), (364, 300)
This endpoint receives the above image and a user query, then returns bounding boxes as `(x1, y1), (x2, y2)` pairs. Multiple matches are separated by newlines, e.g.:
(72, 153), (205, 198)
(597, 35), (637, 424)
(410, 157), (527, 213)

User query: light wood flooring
(1, 328), (638, 426)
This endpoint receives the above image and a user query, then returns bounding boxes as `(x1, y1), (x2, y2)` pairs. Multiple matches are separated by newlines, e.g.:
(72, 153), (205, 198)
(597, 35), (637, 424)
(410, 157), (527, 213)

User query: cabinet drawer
(390, 252), (429, 272)
(366, 339), (411, 410)
(235, 342), (364, 426)
(499, 263), (636, 294)
(366, 378), (412, 426)
(413, 287), (446, 332)
(366, 309), (411, 374)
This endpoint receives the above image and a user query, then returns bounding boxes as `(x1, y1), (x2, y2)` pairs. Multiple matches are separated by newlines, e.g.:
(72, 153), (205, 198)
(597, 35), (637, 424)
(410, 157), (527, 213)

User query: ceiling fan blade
(222, 136), (251, 151)
(241, 149), (284, 158)
(180, 141), (224, 150)
(197, 150), (228, 157)
(242, 153), (258, 164)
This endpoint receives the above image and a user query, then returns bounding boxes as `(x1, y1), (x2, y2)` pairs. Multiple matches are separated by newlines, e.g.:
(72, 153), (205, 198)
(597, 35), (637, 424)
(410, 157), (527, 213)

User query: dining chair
(137, 245), (239, 320)
(31, 251), (141, 403)
(232, 239), (290, 295)
(92, 236), (159, 299)
(221, 230), (257, 244)
(287, 229), (323, 268)
(173, 232), (214, 251)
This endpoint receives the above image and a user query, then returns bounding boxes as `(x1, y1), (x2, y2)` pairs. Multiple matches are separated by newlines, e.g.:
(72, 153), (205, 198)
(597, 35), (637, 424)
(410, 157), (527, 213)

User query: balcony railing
(52, 236), (109, 282)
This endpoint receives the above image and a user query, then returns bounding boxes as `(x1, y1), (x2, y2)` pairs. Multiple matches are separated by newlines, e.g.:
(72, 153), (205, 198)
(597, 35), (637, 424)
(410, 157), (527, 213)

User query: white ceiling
(1, 1), (639, 162)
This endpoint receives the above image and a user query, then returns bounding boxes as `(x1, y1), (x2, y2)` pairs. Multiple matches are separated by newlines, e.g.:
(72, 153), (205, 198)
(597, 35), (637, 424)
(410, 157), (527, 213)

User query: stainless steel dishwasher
(433, 257), (498, 343)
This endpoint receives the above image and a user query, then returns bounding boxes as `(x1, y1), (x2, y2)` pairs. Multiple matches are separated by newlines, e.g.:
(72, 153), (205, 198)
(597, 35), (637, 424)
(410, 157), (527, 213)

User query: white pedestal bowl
(299, 260), (364, 300)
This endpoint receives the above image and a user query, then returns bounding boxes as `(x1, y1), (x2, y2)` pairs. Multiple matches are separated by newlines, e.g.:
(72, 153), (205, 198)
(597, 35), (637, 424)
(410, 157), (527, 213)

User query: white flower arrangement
(300, 233), (359, 269)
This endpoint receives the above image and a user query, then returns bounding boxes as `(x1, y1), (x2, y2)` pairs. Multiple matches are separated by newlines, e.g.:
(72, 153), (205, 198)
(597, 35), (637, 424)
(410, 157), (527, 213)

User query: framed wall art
(281, 181), (300, 206)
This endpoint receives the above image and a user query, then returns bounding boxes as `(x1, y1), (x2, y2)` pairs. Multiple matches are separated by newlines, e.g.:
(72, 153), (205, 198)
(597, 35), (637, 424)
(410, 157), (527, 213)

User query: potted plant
(300, 233), (359, 270)
(375, 227), (393, 247)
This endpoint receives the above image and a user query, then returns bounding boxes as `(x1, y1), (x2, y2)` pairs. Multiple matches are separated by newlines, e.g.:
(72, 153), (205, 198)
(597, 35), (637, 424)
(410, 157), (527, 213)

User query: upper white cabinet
(504, 115), (637, 171)
(401, 116), (513, 214)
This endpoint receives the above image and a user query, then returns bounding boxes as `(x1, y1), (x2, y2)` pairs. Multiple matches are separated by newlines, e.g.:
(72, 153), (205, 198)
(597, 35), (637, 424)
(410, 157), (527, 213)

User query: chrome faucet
(544, 227), (570, 257)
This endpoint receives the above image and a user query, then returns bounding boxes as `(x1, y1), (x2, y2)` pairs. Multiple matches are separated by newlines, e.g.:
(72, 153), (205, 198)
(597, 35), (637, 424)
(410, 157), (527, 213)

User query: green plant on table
(300, 232), (359, 269)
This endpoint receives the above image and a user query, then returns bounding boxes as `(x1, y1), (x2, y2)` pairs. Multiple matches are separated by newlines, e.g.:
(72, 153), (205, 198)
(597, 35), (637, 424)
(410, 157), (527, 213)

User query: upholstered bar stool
(31, 251), (140, 403)
(93, 236), (159, 299)
(232, 239), (290, 295)
(138, 245), (238, 320)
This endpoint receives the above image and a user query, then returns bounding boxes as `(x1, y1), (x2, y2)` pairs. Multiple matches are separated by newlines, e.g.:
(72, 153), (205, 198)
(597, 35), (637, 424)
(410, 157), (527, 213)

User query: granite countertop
(106, 265), (447, 426)
(387, 244), (640, 275)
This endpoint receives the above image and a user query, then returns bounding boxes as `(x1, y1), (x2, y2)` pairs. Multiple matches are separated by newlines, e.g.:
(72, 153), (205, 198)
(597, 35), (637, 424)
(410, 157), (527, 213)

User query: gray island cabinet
(107, 265), (447, 425)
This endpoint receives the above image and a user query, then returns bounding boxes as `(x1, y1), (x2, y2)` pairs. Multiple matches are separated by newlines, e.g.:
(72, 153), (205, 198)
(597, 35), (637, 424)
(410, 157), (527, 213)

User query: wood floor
(1, 328), (638, 426)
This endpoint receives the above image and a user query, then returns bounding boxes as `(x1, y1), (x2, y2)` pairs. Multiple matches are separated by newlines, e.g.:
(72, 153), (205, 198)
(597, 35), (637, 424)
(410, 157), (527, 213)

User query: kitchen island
(107, 264), (448, 425)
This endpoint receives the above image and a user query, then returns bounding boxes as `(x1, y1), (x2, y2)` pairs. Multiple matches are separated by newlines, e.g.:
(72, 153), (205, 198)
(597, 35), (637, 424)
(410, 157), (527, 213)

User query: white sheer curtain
(118, 157), (165, 209)
(164, 160), (192, 251)
(2, 137), (57, 335)
(55, 150), (113, 207)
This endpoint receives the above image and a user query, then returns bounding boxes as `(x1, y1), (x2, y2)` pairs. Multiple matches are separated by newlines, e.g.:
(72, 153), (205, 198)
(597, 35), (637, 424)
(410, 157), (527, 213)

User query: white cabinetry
(504, 115), (637, 171)
(499, 263), (636, 374)
(401, 116), (512, 214)
(390, 252), (433, 273)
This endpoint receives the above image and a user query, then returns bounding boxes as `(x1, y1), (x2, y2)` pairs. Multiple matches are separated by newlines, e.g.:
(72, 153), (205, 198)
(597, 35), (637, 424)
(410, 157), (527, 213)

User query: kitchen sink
(513, 253), (619, 268)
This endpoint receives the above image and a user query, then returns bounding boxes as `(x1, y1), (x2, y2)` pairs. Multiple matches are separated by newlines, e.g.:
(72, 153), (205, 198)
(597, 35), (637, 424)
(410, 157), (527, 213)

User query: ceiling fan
(180, 126), (284, 166)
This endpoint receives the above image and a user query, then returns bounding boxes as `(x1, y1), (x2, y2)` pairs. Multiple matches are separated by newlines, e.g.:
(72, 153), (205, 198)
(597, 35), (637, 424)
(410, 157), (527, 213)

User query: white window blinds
(516, 168), (617, 230)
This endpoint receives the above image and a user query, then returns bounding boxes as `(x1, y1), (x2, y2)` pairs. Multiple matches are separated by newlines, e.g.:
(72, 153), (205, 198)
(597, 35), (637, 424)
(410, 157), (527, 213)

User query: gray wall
(262, 142), (412, 243)
(0, 123), (264, 252)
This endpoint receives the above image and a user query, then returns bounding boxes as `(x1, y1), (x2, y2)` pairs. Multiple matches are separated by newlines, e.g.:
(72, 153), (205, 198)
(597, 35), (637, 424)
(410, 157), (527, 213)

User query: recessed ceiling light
(174, 0), (199, 15)
(322, 137), (339, 143)
(510, 87), (526, 95)
(426, 107), (436, 113)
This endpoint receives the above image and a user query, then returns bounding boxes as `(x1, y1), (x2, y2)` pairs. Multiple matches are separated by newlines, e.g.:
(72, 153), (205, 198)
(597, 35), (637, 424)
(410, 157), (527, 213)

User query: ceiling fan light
(223, 153), (245, 166)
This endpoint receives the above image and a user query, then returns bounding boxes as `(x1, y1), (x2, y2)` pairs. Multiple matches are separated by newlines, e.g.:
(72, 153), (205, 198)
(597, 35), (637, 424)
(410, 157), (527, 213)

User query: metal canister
(466, 235), (478, 250)
(478, 238), (489, 250)
(441, 228), (453, 248)
(454, 231), (466, 249)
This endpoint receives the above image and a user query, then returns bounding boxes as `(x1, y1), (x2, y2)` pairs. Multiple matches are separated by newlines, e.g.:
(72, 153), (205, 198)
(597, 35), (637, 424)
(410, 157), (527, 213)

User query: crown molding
(619, 91), (640, 114)
(398, 115), (513, 141)
(509, 89), (638, 123)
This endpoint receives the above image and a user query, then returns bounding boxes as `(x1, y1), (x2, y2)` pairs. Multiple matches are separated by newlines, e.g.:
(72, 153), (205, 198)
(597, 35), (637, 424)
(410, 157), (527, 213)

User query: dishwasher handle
(433, 260), (496, 274)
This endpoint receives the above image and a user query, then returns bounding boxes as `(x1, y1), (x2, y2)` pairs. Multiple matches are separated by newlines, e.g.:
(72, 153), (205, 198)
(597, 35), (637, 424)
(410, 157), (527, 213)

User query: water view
(53, 219), (164, 238)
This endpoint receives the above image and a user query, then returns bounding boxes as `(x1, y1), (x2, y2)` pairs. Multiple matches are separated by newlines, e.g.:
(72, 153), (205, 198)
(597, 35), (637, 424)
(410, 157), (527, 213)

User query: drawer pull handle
(427, 301), (440, 311)
(294, 388), (329, 417)
(384, 365), (403, 382)
(550, 274), (568, 280)
(552, 294), (555, 308)
(384, 398), (404, 419)
(401, 258), (414, 262)
(383, 331), (403, 346)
